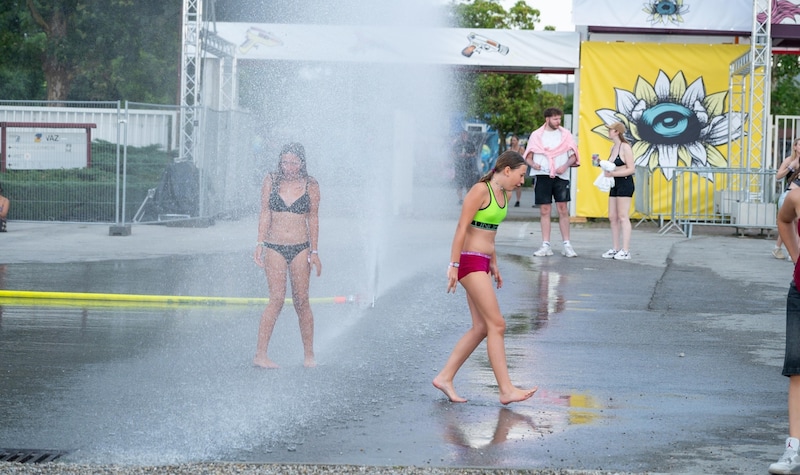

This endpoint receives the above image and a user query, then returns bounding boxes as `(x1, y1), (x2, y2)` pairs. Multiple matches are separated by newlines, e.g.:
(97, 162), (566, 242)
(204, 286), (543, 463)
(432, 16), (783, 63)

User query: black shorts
(533, 176), (570, 205)
(610, 176), (635, 197)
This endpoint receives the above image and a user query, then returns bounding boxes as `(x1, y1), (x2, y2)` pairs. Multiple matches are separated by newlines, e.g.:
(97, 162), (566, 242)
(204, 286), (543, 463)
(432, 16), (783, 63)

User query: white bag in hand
(593, 160), (616, 192)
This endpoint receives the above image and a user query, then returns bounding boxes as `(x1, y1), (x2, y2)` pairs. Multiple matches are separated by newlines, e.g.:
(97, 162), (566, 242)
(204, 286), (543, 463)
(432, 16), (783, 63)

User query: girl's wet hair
(276, 142), (308, 179)
(280, 142), (306, 162)
(480, 151), (526, 182)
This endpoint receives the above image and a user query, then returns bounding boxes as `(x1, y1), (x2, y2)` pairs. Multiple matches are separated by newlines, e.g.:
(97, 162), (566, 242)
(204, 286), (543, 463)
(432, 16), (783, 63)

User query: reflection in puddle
(441, 407), (543, 449)
(437, 391), (603, 449)
(0, 264), (5, 324)
(537, 389), (603, 425)
(506, 269), (566, 335)
(535, 269), (566, 319)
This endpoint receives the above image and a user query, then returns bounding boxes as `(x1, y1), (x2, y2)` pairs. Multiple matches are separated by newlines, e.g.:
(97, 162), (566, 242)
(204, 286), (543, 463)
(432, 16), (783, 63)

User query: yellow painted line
(0, 289), (354, 308)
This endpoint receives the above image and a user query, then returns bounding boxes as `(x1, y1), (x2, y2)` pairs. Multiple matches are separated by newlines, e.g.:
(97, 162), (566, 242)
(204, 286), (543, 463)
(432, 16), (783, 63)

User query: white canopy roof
(213, 23), (580, 73)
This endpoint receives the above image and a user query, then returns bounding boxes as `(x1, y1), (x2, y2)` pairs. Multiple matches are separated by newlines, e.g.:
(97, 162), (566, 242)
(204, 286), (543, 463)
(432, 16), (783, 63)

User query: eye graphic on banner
(643, 0), (690, 25)
(591, 70), (746, 181)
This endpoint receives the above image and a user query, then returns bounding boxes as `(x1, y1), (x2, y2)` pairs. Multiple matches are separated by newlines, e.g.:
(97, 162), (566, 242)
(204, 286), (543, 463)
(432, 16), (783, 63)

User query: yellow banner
(576, 42), (749, 218)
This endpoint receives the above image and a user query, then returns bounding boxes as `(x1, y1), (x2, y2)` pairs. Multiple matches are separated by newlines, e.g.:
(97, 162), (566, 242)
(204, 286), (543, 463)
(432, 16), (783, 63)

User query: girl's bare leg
(254, 250), (288, 368)
(433, 292), (487, 403)
(789, 375), (800, 437)
(617, 196), (632, 251)
(608, 197), (620, 250)
(458, 273), (538, 404)
(289, 250), (315, 367)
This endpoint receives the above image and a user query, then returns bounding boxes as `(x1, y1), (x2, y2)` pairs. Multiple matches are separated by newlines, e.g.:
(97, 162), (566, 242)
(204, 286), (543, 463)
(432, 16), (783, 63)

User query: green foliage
(450, 0), (539, 29)
(1, 0), (181, 102)
(449, 0), (567, 149)
(0, 2), (46, 99)
(772, 54), (800, 116)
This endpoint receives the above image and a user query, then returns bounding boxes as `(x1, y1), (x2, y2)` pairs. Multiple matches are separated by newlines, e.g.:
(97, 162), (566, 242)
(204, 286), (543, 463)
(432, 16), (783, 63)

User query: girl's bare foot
(304, 357), (317, 368)
(253, 356), (279, 369)
(432, 377), (467, 403)
(499, 386), (538, 405)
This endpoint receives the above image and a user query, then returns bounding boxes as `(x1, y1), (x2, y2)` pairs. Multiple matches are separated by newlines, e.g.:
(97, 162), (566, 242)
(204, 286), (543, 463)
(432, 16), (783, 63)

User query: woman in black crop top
(253, 142), (321, 368)
(601, 122), (635, 260)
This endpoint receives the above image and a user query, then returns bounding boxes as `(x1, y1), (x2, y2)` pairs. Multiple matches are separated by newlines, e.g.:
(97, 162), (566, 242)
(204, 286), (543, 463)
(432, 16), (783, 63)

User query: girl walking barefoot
(433, 151), (538, 405)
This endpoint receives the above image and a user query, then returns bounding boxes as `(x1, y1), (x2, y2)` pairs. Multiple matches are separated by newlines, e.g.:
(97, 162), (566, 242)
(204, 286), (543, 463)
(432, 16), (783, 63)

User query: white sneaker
(770, 437), (800, 474)
(602, 249), (617, 259)
(774, 247), (788, 260)
(613, 250), (631, 260)
(562, 243), (577, 257)
(533, 244), (553, 257)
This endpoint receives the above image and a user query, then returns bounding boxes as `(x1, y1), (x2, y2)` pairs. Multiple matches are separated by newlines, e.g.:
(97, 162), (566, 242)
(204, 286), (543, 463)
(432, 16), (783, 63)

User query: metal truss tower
(180, 0), (237, 162)
(728, 0), (772, 170)
(180, 0), (202, 161)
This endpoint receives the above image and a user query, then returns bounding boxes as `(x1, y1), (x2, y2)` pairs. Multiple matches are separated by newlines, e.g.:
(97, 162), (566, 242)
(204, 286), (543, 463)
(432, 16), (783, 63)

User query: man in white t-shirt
(523, 107), (580, 257)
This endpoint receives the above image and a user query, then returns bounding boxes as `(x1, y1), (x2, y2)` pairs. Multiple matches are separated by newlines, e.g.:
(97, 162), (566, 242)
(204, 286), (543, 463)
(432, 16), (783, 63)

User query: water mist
(238, 0), (457, 304)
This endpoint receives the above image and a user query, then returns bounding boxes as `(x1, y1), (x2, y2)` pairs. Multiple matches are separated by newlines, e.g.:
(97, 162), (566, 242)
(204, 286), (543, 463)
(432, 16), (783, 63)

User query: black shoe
(514, 201), (520, 207)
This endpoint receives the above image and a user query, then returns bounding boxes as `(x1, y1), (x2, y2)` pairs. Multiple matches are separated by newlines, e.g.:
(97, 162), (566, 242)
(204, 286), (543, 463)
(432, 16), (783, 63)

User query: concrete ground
(0, 186), (793, 474)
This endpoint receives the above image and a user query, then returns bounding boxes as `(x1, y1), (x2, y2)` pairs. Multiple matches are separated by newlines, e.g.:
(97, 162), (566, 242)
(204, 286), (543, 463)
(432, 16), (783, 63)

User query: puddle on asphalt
(434, 390), (603, 450)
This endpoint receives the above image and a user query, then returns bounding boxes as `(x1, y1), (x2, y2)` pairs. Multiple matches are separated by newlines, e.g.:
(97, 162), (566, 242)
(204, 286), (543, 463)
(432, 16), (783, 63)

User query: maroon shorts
(457, 251), (491, 280)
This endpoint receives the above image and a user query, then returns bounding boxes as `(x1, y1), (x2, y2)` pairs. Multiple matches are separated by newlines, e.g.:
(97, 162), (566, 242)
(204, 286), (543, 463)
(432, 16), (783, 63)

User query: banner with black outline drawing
(576, 41), (750, 219)
(572, 0), (751, 31)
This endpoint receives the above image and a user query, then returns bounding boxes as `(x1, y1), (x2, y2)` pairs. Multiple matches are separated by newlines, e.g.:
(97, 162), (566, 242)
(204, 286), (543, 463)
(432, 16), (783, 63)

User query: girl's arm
(777, 156), (795, 180)
(779, 188), (800, 263)
(253, 175), (273, 267)
(307, 177), (322, 276)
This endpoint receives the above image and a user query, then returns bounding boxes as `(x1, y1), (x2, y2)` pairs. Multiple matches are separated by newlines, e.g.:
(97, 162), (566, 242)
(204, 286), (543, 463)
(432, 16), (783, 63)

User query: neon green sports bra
(471, 182), (507, 231)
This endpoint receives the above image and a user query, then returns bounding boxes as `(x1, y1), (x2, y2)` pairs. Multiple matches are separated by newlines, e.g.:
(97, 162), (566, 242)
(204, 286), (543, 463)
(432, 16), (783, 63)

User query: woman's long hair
(790, 138), (800, 161)
(479, 151), (526, 183)
(273, 142), (309, 184)
(609, 122), (630, 145)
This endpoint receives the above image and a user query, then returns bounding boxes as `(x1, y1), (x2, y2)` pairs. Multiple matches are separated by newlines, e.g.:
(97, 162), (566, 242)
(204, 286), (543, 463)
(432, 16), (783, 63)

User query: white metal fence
(0, 101), (254, 226)
(635, 166), (777, 238)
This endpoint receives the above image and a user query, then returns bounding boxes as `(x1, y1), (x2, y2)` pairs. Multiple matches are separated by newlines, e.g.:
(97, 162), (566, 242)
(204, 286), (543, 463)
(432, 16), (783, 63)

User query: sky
(501, 0), (575, 31)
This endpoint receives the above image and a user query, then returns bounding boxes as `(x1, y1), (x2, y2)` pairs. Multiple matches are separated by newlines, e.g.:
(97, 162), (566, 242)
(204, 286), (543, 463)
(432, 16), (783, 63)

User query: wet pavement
(0, 187), (793, 474)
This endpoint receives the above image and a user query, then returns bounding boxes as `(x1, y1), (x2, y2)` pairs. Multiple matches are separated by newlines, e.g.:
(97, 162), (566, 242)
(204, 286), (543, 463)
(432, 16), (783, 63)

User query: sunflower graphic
(592, 70), (746, 181)
(643, 0), (690, 25)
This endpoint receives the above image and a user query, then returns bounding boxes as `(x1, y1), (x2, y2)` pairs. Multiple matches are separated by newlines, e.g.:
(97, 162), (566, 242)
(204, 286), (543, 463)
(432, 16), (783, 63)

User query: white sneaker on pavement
(774, 247), (788, 260)
(533, 243), (553, 257)
(602, 249), (617, 259)
(562, 243), (577, 258)
(613, 250), (631, 260)
(770, 437), (800, 474)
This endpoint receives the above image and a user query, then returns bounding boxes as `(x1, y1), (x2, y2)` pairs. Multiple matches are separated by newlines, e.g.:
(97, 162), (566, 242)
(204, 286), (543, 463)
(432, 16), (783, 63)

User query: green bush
(1, 142), (171, 222)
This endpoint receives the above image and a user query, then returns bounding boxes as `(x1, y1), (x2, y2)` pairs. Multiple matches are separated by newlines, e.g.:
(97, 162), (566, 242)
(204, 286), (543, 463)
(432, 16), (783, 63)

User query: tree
(772, 54), (800, 116)
(0, 1), (46, 99)
(469, 72), (564, 147)
(25, 0), (80, 101)
(18, 0), (180, 102)
(449, 0), (566, 149)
